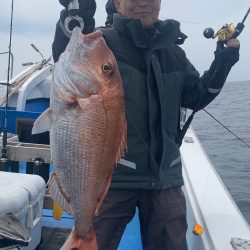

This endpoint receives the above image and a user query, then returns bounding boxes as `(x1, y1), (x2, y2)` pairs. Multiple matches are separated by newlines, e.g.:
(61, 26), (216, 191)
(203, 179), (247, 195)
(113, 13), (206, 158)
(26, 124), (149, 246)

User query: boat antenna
(0, 0), (14, 170)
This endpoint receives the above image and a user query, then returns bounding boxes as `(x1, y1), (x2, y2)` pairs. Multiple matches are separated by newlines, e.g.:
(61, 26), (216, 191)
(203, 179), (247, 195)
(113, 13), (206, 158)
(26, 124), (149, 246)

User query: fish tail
(60, 228), (98, 250)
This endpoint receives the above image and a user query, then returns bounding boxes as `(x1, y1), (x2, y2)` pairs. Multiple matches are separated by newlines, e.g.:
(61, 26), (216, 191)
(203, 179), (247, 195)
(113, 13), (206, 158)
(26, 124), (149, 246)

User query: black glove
(52, 0), (96, 62)
(105, 0), (117, 26)
(59, 0), (96, 14)
(214, 42), (240, 69)
(59, 0), (72, 8)
(59, 0), (96, 36)
(205, 41), (240, 89)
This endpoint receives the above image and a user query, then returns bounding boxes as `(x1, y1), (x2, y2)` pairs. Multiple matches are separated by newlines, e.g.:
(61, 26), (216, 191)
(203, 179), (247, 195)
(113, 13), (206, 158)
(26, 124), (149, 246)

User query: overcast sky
(0, 0), (249, 82)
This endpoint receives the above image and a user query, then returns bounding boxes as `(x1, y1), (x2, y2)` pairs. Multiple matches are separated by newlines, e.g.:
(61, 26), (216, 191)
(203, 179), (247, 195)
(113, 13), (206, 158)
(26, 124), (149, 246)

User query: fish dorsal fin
(57, 88), (77, 105)
(48, 173), (73, 215)
(32, 108), (52, 134)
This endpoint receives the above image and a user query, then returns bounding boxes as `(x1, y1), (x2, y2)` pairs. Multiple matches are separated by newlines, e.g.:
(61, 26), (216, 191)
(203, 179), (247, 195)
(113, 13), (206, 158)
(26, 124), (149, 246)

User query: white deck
(182, 127), (250, 250)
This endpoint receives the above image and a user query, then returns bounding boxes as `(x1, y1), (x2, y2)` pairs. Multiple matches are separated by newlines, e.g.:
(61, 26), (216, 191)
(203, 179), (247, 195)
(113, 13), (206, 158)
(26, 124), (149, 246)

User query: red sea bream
(32, 27), (127, 249)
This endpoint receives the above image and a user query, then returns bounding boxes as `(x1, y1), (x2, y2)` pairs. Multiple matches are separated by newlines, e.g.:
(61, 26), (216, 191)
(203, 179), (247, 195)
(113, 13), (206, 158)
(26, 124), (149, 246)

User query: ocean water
(192, 80), (250, 224)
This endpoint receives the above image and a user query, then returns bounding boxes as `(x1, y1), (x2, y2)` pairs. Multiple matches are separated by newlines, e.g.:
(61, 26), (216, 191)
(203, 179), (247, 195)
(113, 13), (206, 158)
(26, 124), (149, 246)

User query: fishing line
(198, 66), (228, 205)
(1, 0), (14, 162)
(196, 66), (245, 211)
(199, 69), (239, 215)
(203, 108), (250, 148)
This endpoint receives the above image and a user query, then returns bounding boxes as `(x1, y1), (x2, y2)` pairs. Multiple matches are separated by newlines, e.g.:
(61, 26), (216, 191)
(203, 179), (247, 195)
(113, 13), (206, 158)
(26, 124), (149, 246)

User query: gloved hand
(59, 0), (96, 17)
(205, 38), (240, 89)
(59, 0), (73, 8)
(105, 0), (117, 26)
(52, 0), (96, 62)
(214, 39), (240, 68)
(59, 0), (96, 36)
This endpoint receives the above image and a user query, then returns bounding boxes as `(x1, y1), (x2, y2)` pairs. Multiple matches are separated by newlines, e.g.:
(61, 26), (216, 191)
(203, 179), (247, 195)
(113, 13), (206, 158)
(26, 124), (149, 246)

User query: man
(53, 0), (240, 249)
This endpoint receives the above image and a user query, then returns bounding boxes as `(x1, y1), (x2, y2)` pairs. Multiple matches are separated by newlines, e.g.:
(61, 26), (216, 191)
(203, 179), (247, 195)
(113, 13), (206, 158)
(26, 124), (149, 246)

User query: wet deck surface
(37, 227), (70, 250)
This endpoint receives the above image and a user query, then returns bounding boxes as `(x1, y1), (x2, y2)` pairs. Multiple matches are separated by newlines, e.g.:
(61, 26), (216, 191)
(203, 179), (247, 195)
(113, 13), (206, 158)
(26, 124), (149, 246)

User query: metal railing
(0, 51), (14, 79)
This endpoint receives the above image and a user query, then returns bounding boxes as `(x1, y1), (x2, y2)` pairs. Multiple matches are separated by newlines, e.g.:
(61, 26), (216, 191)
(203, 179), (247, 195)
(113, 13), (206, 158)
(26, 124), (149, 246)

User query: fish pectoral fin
(57, 88), (77, 105)
(48, 173), (73, 215)
(76, 94), (100, 110)
(32, 108), (52, 134)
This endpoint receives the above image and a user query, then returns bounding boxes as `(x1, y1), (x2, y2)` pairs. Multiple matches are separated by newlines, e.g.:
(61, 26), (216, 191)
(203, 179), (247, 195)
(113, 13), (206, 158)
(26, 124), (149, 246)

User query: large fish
(32, 27), (127, 249)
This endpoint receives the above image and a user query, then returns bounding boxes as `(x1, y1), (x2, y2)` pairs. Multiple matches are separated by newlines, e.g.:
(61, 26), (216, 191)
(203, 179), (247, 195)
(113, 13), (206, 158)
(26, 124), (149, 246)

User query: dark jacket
(52, 14), (233, 190)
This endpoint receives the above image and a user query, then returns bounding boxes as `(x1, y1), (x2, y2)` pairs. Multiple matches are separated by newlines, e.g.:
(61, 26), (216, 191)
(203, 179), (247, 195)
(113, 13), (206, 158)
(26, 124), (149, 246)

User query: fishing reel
(203, 7), (250, 43)
(203, 23), (239, 42)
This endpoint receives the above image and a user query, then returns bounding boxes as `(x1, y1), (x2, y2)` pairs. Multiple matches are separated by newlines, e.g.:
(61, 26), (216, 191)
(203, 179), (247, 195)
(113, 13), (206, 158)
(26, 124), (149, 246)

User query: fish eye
(101, 63), (113, 76)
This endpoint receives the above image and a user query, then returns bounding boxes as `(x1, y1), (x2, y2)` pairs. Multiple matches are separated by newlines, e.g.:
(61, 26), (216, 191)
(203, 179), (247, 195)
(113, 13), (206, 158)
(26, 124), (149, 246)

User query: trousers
(94, 187), (187, 250)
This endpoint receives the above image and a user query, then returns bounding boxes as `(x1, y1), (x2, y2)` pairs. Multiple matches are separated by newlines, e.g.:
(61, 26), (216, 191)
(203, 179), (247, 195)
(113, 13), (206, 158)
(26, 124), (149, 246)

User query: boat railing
(0, 51), (14, 79)
(0, 57), (53, 108)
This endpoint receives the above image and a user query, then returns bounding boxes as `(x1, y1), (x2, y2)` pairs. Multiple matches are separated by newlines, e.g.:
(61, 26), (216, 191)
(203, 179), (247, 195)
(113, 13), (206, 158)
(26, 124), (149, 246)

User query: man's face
(114, 0), (161, 28)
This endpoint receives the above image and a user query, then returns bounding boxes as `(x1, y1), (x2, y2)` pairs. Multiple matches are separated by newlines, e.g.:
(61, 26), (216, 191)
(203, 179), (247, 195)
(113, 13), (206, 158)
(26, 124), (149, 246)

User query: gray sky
(0, 0), (250, 82)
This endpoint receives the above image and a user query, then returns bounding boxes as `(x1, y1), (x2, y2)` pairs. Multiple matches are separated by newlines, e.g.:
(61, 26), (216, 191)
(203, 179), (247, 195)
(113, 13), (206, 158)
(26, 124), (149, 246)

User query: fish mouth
(76, 28), (102, 42)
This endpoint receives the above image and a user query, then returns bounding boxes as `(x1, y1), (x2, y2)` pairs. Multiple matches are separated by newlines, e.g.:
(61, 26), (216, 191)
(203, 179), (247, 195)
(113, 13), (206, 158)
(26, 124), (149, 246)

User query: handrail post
(0, 51), (14, 79)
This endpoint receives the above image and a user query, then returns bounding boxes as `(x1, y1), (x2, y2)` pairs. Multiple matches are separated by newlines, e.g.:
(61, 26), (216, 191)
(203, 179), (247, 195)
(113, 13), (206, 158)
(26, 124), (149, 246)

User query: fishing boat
(0, 56), (250, 250)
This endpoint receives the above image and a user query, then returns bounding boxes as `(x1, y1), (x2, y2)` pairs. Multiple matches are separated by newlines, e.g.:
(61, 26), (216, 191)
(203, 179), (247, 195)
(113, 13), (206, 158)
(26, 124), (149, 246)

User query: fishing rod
(203, 108), (250, 148)
(176, 7), (250, 147)
(0, 0), (14, 171)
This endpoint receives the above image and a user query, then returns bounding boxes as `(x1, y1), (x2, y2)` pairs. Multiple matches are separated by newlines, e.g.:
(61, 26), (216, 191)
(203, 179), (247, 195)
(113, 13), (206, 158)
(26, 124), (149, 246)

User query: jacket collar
(112, 13), (187, 49)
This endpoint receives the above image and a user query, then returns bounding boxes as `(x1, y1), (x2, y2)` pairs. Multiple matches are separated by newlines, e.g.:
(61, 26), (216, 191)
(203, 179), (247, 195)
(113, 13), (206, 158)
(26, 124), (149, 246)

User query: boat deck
(38, 209), (143, 250)
(37, 227), (70, 250)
